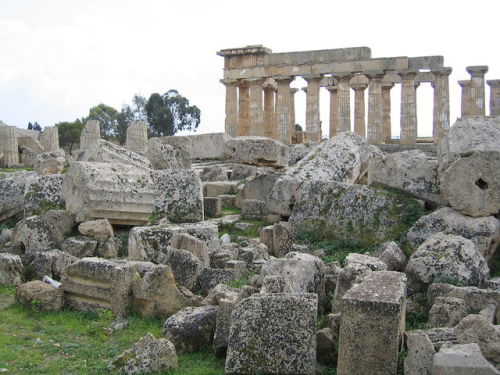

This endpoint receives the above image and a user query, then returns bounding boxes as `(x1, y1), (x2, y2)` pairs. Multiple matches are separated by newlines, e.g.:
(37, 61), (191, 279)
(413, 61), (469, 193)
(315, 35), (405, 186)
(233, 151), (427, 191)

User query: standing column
(221, 79), (238, 137)
(351, 83), (367, 138)
(487, 80), (500, 116)
(381, 82), (394, 142)
(248, 78), (265, 136)
(466, 65), (488, 116)
(0, 127), (19, 167)
(458, 80), (471, 117)
(274, 75), (295, 144)
(326, 86), (338, 138)
(432, 68), (452, 142)
(399, 71), (418, 144)
(336, 73), (353, 132)
(237, 81), (250, 136)
(290, 88), (299, 140)
(263, 82), (277, 139)
(366, 72), (384, 144)
(303, 74), (322, 143)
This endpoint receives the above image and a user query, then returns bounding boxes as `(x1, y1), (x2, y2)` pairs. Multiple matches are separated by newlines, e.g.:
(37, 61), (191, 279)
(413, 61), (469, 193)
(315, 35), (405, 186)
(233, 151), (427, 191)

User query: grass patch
(489, 250), (500, 278)
(0, 167), (34, 173)
(433, 275), (468, 287)
(406, 293), (430, 331)
(0, 218), (18, 230)
(0, 289), (225, 374)
(218, 219), (268, 242)
(221, 206), (241, 215)
(225, 269), (259, 289)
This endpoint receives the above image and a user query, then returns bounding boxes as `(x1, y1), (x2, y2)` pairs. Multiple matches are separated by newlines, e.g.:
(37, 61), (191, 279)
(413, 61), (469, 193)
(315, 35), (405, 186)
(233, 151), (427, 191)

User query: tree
(55, 120), (84, 153)
(295, 124), (303, 131)
(131, 94), (147, 121)
(30, 122), (42, 131)
(85, 104), (120, 138)
(27, 122), (33, 130)
(145, 90), (200, 137)
(116, 104), (134, 144)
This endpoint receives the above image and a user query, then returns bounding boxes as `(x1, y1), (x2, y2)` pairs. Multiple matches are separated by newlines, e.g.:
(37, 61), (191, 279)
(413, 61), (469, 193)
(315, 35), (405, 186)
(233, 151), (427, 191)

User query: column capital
(414, 82), (421, 89)
(381, 82), (395, 89)
(397, 70), (418, 80)
(290, 88), (299, 95)
(273, 75), (295, 84)
(487, 80), (500, 89)
(466, 65), (488, 77)
(351, 83), (368, 91)
(244, 77), (266, 86)
(431, 67), (452, 77)
(364, 70), (385, 80)
(326, 85), (338, 93)
(303, 74), (323, 82)
(262, 81), (277, 91)
(334, 72), (354, 80)
(220, 79), (239, 86)
(457, 80), (471, 88)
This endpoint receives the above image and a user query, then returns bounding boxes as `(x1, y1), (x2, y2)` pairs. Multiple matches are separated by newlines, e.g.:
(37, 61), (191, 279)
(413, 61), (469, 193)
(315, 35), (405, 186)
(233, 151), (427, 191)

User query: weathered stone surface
(23, 174), (65, 216)
(109, 333), (178, 375)
(0, 126), (19, 167)
(203, 197), (221, 218)
(229, 163), (256, 181)
(196, 268), (239, 296)
(24, 249), (78, 281)
(147, 138), (189, 170)
(241, 199), (268, 220)
(61, 258), (136, 316)
(225, 293), (318, 375)
(289, 180), (422, 246)
(159, 133), (231, 160)
(82, 139), (152, 169)
(78, 219), (114, 241)
(337, 271), (407, 375)
(428, 296), (468, 328)
(18, 136), (44, 154)
(11, 215), (63, 253)
(204, 181), (242, 197)
(0, 171), (37, 221)
(15, 280), (63, 311)
(202, 283), (240, 306)
(405, 233), (490, 292)
(405, 207), (500, 261)
(377, 241), (407, 271)
(368, 150), (443, 204)
(440, 151), (500, 217)
(63, 162), (155, 225)
(213, 297), (238, 357)
(234, 172), (281, 208)
(455, 314), (500, 367)
(95, 237), (122, 259)
(268, 132), (382, 216)
(223, 136), (289, 167)
(126, 121), (148, 154)
(269, 221), (294, 257)
(80, 120), (100, 151)
(61, 236), (98, 258)
(40, 126), (59, 153)
(132, 264), (200, 318)
(345, 252), (387, 271)
(288, 142), (318, 166)
(200, 166), (228, 182)
(153, 247), (204, 290)
(163, 305), (218, 353)
(20, 146), (38, 167)
(432, 343), (500, 375)
(260, 275), (294, 294)
(316, 327), (337, 365)
(128, 222), (218, 262)
(152, 169), (204, 223)
(427, 283), (500, 314)
(404, 331), (436, 375)
(34, 150), (66, 176)
(0, 253), (24, 285)
(170, 233), (210, 267)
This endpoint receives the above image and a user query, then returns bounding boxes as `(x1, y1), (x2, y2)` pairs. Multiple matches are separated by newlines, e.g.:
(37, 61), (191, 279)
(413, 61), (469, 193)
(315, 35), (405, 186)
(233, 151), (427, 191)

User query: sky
(0, 0), (499, 138)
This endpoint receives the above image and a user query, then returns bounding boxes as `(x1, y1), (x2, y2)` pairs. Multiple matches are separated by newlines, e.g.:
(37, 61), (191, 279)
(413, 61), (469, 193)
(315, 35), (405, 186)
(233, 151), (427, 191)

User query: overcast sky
(1, 0), (499, 138)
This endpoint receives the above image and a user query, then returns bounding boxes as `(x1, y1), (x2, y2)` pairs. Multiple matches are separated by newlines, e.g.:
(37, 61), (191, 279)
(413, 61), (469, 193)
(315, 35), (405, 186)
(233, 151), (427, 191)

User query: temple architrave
(217, 45), (462, 145)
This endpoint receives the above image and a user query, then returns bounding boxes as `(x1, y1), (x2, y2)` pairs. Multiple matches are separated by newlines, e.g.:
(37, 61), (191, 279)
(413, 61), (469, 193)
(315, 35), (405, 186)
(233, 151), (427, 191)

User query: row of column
(458, 66), (500, 117)
(223, 69), (451, 145)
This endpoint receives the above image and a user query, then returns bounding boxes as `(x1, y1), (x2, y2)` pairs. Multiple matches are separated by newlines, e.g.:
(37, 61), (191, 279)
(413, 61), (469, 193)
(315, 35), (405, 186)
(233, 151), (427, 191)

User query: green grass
(221, 206), (241, 215)
(0, 288), (225, 374)
(0, 167), (34, 173)
(218, 219), (268, 242)
(225, 269), (259, 289)
(405, 293), (429, 331)
(489, 250), (500, 278)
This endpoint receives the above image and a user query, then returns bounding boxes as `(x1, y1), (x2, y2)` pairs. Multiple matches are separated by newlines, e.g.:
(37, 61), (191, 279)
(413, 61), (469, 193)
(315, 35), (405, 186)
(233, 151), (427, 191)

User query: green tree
(116, 104), (134, 144)
(145, 93), (174, 137)
(131, 94), (147, 121)
(55, 120), (84, 153)
(86, 103), (119, 138)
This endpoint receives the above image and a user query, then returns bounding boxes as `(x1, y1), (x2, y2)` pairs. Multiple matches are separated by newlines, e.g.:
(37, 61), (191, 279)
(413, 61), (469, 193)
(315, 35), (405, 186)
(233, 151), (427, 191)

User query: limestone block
(108, 333), (177, 374)
(63, 162), (156, 225)
(159, 132), (231, 160)
(267, 132), (382, 216)
(82, 139), (152, 169)
(0, 126), (19, 167)
(428, 296), (468, 328)
(128, 222), (218, 262)
(432, 343), (500, 375)
(404, 331), (436, 375)
(20, 146), (38, 167)
(332, 263), (371, 312)
(78, 219), (114, 241)
(289, 180), (422, 246)
(317, 327), (336, 365)
(241, 199), (268, 220)
(202, 283), (240, 306)
(15, 280), (63, 311)
(132, 264), (200, 318)
(61, 236), (98, 258)
(23, 174), (65, 217)
(0, 253), (24, 285)
(235, 171), (281, 208)
(345, 252), (387, 271)
(218, 194), (236, 208)
(11, 215), (64, 253)
(271, 221), (294, 257)
(225, 293), (318, 375)
(34, 150), (66, 176)
(18, 136), (44, 154)
(405, 207), (500, 261)
(126, 121), (148, 154)
(260, 275), (294, 294)
(377, 241), (407, 271)
(204, 197), (221, 218)
(337, 271), (407, 375)
(288, 142), (318, 166)
(163, 305), (218, 353)
(152, 169), (204, 223)
(368, 150), (443, 204)
(152, 247), (204, 290)
(24, 249), (78, 281)
(200, 166), (228, 182)
(40, 126), (59, 152)
(405, 233), (490, 293)
(259, 225), (273, 254)
(204, 181), (242, 197)
(147, 138), (190, 170)
(213, 297), (238, 357)
(229, 163), (256, 181)
(223, 136), (289, 167)
(62, 257), (136, 316)
(0, 171), (37, 222)
(95, 237), (121, 259)
(170, 233), (210, 267)
(196, 268), (239, 296)
(80, 120), (100, 151)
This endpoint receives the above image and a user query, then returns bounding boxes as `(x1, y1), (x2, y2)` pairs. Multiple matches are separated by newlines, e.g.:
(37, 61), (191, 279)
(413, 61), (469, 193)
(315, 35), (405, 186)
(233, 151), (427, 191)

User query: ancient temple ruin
(218, 45), (496, 146)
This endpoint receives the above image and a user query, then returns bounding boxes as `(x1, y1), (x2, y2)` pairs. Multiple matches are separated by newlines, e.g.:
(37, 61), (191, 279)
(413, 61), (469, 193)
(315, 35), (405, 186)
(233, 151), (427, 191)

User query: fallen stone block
(241, 199), (268, 220)
(61, 236), (98, 258)
(147, 138), (190, 170)
(24, 249), (78, 281)
(78, 219), (114, 241)
(0, 253), (24, 285)
(0, 170), (37, 222)
(15, 280), (63, 311)
(204, 197), (222, 218)
(235, 171), (282, 208)
(428, 296), (468, 328)
(223, 136), (289, 167)
(204, 181), (242, 197)
(404, 331), (436, 375)
(34, 150), (66, 176)
(432, 343), (500, 375)
(79, 120), (100, 151)
(82, 139), (152, 169)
